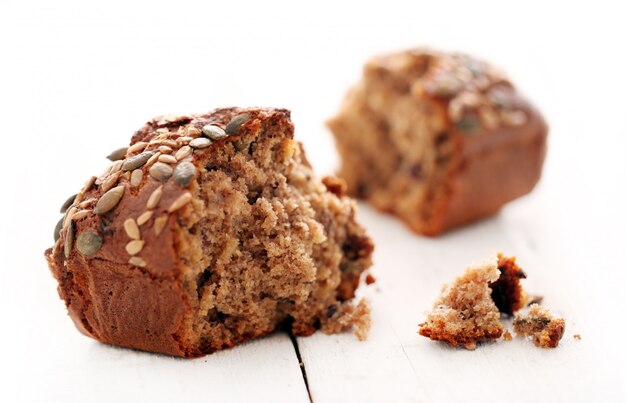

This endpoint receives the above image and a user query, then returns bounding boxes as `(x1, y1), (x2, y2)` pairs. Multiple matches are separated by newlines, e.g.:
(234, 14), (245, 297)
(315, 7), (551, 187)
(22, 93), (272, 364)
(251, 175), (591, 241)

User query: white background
(1, 1), (625, 402)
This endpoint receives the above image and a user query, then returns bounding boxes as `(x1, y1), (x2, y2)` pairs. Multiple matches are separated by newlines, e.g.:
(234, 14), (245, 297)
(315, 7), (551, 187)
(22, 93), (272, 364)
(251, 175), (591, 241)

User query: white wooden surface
(1, 1), (625, 402)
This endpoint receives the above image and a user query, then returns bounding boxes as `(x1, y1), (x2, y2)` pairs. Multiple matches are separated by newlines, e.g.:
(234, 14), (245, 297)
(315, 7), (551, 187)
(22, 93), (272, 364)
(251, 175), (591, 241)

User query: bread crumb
(513, 304), (565, 348)
(322, 299), (371, 341)
(503, 330), (512, 341)
(418, 253), (525, 349)
(573, 334), (581, 340)
(365, 273), (377, 285)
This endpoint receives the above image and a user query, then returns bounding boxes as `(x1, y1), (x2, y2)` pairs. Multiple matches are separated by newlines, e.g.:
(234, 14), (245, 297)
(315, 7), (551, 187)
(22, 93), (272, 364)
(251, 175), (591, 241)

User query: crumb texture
(45, 107), (373, 357)
(418, 253), (525, 349)
(513, 304), (565, 348)
(328, 48), (548, 235)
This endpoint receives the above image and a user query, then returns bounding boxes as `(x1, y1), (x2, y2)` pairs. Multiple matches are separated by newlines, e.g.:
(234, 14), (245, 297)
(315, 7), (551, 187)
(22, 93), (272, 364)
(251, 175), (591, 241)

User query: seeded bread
(418, 253), (526, 350)
(45, 107), (374, 357)
(328, 48), (548, 235)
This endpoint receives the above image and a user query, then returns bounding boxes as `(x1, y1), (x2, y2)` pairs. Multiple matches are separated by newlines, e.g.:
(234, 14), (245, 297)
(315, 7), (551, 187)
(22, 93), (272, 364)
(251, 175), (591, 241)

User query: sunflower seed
(158, 154), (177, 164)
(101, 170), (122, 193)
(225, 113), (250, 135)
(177, 136), (193, 145)
(153, 215), (168, 236)
(149, 162), (173, 181)
(94, 185), (125, 214)
(185, 126), (202, 137)
(130, 169), (143, 187)
(110, 160), (124, 173)
(125, 240), (145, 255)
(146, 151), (162, 167)
(76, 231), (103, 256)
(128, 256), (147, 267)
(122, 151), (154, 171)
(156, 128), (169, 134)
(146, 185), (163, 209)
(202, 124), (227, 140)
(189, 138), (211, 149)
(77, 198), (96, 208)
(174, 145), (192, 161)
(54, 218), (63, 242)
(64, 221), (75, 258)
(173, 162), (196, 187)
(80, 176), (98, 196)
(72, 209), (91, 221)
(127, 141), (148, 154)
(501, 110), (527, 126)
(123, 218), (140, 240)
(106, 147), (128, 161)
(167, 192), (192, 213)
(60, 194), (77, 213)
(137, 210), (154, 226)
(158, 145), (173, 154)
(64, 206), (77, 227)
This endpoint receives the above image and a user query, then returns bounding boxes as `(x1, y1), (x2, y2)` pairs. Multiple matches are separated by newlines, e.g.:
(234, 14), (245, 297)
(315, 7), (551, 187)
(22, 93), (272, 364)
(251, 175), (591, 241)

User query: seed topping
(76, 231), (103, 256)
(125, 240), (145, 255)
(122, 151), (154, 171)
(64, 221), (75, 258)
(128, 256), (147, 267)
(106, 147), (128, 161)
(137, 211), (154, 226)
(225, 113), (251, 135)
(149, 162), (173, 181)
(175, 146), (192, 161)
(189, 137), (211, 149)
(167, 192), (192, 213)
(94, 185), (125, 215)
(202, 124), (228, 140)
(173, 162), (196, 187)
(130, 169), (143, 187)
(158, 154), (177, 164)
(123, 218), (140, 240)
(153, 215), (168, 236)
(60, 194), (77, 213)
(146, 185), (163, 209)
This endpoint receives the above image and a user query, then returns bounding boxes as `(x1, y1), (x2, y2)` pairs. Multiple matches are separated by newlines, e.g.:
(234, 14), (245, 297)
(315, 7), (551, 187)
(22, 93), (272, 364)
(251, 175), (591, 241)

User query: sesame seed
(153, 215), (168, 236)
(137, 210), (154, 226)
(167, 192), (192, 213)
(125, 240), (145, 255)
(146, 185), (163, 209)
(128, 256), (147, 267)
(123, 218), (140, 240)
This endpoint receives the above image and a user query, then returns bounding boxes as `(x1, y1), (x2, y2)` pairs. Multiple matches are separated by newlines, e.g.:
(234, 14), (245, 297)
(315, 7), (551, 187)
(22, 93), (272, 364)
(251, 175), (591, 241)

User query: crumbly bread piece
(513, 304), (565, 348)
(418, 253), (525, 349)
(328, 48), (548, 235)
(45, 107), (374, 357)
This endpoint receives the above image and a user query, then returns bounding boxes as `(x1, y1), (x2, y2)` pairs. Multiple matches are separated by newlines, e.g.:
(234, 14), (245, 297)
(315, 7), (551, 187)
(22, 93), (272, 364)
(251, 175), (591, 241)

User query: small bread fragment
(418, 253), (525, 350)
(513, 304), (565, 348)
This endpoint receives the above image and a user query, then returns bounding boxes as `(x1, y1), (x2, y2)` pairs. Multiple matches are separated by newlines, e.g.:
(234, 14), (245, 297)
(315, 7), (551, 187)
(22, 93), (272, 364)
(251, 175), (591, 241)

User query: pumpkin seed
(149, 162), (173, 181)
(225, 113), (250, 135)
(106, 147), (128, 161)
(173, 162), (196, 187)
(60, 194), (77, 213)
(94, 186), (125, 214)
(122, 151), (154, 171)
(202, 124), (227, 140)
(54, 218), (63, 242)
(76, 231), (103, 256)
